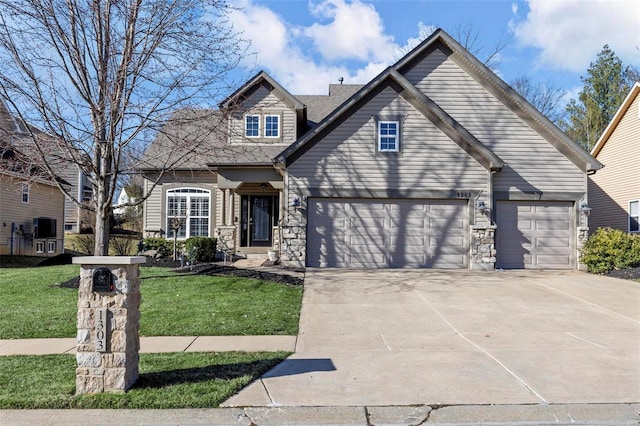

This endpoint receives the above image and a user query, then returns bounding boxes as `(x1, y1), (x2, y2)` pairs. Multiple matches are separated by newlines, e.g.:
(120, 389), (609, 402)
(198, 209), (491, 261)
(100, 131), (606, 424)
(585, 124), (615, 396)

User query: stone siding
(76, 261), (141, 394)
(280, 211), (306, 268)
(470, 225), (496, 271)
(216, 226), (237, 255)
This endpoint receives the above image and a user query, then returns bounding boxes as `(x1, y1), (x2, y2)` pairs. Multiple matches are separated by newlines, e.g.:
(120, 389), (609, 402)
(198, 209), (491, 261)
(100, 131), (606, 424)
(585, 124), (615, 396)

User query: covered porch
(215, 166), (284, 259)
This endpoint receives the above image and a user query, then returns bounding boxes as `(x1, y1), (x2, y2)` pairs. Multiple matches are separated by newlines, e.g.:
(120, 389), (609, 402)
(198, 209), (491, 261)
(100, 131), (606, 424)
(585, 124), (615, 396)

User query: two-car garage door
(307, 198), (468, 268)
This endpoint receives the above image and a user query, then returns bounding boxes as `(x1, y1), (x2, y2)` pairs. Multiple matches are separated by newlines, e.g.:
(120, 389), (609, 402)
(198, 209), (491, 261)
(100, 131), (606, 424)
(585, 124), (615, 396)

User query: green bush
(581, 228), (640, 273)
(142, 238), (173, 258)
(185, 237), (218, 262)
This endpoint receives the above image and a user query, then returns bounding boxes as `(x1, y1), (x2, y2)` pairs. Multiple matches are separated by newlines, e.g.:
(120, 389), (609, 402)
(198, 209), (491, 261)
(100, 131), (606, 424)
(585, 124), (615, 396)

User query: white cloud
(513, 0), (640, 72)
(228, 0), (411, 94)
(303, 0), (396, 63)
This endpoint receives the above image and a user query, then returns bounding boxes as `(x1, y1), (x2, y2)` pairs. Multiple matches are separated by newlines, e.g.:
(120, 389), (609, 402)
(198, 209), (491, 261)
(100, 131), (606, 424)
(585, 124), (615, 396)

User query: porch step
(245, 253), (269, 260)
(233, 258), (266, 268)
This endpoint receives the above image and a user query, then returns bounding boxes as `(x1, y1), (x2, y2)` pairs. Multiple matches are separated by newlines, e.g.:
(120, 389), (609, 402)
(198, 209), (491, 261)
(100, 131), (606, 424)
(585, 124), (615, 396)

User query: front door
(241, 195), (276, 247)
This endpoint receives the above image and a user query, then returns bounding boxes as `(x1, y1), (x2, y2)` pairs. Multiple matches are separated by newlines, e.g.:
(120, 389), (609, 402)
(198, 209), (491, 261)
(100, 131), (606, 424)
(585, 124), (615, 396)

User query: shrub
(75, 234), (95, 255)
(185, 237), (217, 262)
(142, 238), (173, 258)
(109, 235), (134, 256)
(581, 228), (640, 274)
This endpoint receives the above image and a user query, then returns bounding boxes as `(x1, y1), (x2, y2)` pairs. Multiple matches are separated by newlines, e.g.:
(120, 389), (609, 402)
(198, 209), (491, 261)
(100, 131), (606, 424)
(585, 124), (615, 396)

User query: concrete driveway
(224, 269), (640, 407)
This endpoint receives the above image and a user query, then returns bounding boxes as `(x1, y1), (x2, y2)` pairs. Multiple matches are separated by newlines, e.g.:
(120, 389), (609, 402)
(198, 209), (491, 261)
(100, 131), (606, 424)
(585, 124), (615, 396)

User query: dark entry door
(241, 195), (275, 247)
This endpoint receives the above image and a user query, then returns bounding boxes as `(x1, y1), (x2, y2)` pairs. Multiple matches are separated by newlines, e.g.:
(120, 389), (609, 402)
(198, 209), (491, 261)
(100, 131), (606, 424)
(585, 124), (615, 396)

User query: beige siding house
(588, 82), (640, 234)
(140, 29), (601, 270)
(0, 154), (65, 257)
(0, 99), (90, 235)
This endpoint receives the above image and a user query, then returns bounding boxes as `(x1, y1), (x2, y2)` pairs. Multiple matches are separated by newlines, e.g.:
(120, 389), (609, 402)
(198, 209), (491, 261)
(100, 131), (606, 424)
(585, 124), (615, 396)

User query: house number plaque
(95, 308), (107, 352)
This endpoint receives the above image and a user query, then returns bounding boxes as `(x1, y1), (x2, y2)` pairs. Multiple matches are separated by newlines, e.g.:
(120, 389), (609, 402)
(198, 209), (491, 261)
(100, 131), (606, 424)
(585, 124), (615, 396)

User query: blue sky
(228, 0), (639, 104)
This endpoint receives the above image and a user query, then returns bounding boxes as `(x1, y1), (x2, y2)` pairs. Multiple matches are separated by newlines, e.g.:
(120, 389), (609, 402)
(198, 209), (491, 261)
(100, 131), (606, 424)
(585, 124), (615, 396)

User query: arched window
(166, 188), (210, 239)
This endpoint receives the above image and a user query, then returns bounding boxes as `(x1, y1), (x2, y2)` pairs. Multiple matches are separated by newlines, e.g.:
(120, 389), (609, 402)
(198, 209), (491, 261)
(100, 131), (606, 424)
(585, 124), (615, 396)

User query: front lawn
(0, 352), (288, 408)
(0, 265), (302, 339)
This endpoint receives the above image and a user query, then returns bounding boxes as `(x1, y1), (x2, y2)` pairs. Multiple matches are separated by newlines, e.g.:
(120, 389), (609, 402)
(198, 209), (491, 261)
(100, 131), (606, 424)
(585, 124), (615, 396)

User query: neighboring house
(588, 82), (640, 234)
(0, 99), (91, 234)
(113, 187), (134, 216)
(140, 29), (601, 270)
(0, 142), (65, 257)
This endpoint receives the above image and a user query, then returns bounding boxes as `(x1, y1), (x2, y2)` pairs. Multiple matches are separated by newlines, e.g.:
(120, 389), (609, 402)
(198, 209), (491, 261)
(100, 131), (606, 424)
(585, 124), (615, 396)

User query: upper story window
(378, 121), (399, 152)
(264, 115), (280, 138)
(630, 200), (639, 233)
(245, 115), (260, 138)
(22, 183), (29, 203)
(166, 188), (210, 239)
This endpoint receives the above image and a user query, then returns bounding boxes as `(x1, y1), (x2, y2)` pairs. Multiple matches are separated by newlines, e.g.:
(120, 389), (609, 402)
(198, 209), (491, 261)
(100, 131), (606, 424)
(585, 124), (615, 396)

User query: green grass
(0, 266), (302, 339)
(0, 352), (288, 408)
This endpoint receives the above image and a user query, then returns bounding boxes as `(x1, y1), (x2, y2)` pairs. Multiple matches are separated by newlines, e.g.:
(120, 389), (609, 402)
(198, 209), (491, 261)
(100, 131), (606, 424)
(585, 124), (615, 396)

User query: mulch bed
(604, 266), (640, 280)
(54, 257), (303, 289)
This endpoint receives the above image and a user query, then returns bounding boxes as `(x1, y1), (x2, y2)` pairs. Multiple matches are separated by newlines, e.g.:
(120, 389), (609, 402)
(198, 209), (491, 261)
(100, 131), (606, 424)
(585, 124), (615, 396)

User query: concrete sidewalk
(0, 335), (297, 356)
(2, 404), (639, 425)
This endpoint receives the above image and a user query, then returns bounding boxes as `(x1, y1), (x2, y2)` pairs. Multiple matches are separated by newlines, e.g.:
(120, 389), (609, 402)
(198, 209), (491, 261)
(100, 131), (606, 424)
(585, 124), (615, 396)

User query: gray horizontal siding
(143, 171), (217, 237)
(288, 86), (488, 193)
(229, 87), (297, 145)
(589, 94), (640, 232)
(403, 47), (585, 195)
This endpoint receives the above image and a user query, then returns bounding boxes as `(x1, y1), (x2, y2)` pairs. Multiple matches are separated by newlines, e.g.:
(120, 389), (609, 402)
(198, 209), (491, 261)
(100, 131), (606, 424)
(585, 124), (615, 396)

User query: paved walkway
(2, 404), (639, 425)
(0, 335), (296, 356)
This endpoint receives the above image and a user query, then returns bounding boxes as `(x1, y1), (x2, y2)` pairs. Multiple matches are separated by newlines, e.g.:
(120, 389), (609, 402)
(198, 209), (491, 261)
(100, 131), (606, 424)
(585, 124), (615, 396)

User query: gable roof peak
(591, 81), (640, 158)
(219, 70), (304, 111)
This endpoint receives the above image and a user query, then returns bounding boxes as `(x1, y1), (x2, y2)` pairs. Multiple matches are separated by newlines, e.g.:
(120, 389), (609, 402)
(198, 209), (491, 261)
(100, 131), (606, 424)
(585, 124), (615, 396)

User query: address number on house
(95, 308), (107, 352)
(456, 192), (472, 198)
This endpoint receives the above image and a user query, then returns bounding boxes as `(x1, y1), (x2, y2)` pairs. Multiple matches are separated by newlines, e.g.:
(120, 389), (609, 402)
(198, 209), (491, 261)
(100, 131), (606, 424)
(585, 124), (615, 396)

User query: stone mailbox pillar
(73, 256), (146, 394)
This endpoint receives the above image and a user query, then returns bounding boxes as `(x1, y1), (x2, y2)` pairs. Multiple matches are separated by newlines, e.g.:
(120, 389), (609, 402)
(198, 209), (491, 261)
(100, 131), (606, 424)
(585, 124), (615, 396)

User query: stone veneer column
(470, 225), (496, 270)
(73, 256), (146, 394)
(216, 226), (237, 256)
(577, 226), (589, 271)
(280, 210), (306, 268)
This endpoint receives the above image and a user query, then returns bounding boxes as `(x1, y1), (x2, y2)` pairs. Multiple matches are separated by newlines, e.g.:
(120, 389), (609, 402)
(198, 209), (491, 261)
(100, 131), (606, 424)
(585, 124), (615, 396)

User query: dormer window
(245, 115), (260, 138)
(265, 115), (280, 138)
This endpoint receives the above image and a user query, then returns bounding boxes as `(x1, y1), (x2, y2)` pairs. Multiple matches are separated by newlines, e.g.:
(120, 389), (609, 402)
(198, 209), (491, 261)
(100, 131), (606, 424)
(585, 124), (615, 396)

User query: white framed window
(378, 121), (399, 152)
(245, 115), (260, 137)
(166, 188), (210, 239)
(35, 241), (44, 253)
(630, 200), (639, 233)
(264, 115), (280, 138)
(47, 241), (56, 253)
(22, 183), (29, 203)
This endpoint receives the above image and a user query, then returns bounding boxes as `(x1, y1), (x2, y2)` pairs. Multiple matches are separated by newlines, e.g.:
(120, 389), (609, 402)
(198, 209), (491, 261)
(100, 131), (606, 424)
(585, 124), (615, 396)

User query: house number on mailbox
(95, 308), (107, 352)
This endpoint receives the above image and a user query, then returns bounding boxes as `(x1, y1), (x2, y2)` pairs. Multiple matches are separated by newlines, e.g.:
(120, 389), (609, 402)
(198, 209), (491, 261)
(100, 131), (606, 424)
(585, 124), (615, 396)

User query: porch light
(580, 203), (592, 216)
(476, 200), (490, 215)
(290, 197), (301, 211)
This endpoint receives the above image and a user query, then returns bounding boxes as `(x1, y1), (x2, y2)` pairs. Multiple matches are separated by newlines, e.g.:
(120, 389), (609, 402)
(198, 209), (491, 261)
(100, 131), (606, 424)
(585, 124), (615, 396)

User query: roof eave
(591, 82), (640, 158)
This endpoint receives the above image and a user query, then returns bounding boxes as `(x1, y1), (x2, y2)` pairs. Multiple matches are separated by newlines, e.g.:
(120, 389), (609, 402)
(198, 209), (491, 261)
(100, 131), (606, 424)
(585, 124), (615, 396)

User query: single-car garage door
(307, 198), (468, 268)
(496, 201), (574, 269)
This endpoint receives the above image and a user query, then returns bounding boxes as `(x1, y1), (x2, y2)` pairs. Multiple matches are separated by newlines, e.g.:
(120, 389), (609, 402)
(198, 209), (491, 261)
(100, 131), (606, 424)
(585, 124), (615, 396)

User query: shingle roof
(137, 108), (287, 170)
(140, 82), (365, 171)
(297, 84), (363, 124)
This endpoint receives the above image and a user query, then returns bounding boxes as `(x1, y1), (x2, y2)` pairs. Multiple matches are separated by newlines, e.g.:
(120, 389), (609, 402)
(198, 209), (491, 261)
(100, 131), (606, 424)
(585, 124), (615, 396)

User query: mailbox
(92, 267), (114, 292)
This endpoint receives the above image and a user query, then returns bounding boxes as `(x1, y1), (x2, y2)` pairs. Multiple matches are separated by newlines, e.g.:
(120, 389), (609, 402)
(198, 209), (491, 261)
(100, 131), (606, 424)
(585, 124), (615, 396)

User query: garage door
(496, 201), (574, 269)
(307, 199), (468, 268)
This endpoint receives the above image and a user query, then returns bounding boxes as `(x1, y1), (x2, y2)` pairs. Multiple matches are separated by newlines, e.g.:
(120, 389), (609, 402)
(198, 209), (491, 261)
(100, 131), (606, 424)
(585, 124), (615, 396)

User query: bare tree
(510, 76), (567, 124)
(395, 21), (510, 71)
(0, 0), (248, 255)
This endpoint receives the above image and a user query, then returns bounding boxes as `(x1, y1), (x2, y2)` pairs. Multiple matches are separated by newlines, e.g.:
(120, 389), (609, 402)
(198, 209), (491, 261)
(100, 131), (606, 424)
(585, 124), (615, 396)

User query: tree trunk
(94, 186), (111, 256)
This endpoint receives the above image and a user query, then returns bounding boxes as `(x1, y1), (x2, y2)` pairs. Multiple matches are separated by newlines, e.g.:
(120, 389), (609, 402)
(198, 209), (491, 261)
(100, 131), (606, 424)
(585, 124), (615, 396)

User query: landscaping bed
(604, 266), (640, 280)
